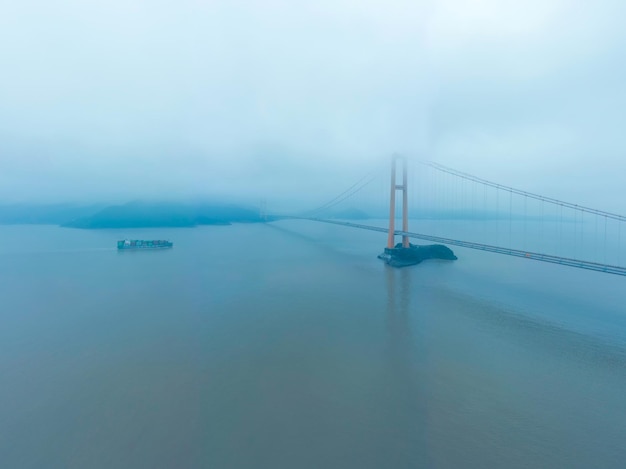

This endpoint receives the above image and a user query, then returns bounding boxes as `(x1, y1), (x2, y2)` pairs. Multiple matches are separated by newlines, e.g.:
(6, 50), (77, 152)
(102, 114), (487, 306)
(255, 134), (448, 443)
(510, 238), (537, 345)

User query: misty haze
(1, 1), (626, 468)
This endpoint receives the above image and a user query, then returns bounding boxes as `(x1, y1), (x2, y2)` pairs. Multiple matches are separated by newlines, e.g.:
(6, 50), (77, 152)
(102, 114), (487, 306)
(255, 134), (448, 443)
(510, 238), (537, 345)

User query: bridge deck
(300, 218), (626, 277)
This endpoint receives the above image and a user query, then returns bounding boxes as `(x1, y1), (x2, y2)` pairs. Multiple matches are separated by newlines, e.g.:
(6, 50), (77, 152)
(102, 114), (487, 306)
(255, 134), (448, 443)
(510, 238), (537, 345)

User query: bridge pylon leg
(387, 154), (410, 249)
(259, 198), (267, 221)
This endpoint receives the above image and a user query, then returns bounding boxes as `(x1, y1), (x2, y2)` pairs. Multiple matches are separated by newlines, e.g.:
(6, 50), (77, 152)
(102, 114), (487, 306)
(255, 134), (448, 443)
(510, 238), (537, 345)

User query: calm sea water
(0, 221), (625, 468)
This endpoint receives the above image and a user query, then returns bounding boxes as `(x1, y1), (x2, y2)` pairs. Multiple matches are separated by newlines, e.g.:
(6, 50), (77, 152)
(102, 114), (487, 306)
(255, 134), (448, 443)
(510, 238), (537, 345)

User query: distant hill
(0, 204), (104, 225)
(62, 201), (262, 229)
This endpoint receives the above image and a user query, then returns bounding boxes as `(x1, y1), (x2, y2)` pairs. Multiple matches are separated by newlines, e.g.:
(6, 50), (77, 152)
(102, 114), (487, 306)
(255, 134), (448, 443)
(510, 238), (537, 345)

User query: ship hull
(117, 240), (173, 250)
(117, 245), (173, 250)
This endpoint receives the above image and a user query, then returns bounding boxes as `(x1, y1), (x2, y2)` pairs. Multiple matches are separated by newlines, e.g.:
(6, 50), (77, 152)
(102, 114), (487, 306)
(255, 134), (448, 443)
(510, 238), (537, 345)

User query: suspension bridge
(270, 155), (626, 277)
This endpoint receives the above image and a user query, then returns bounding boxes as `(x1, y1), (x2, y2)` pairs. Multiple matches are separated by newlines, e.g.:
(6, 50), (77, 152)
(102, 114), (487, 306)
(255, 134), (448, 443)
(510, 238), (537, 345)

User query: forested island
(0, 204), (104, 225)
(63, 202), (262, 228)
(0, 202), (262, 229)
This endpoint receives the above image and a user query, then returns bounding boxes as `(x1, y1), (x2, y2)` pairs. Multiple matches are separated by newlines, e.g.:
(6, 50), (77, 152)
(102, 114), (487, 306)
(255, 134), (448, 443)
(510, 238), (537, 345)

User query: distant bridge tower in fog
(259, 199), (268, 221)
(387, 154), (409, 249)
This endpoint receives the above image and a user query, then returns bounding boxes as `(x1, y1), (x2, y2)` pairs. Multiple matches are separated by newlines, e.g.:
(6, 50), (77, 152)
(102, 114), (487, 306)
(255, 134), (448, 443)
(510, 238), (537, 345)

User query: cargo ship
(117, 239), (173, 250)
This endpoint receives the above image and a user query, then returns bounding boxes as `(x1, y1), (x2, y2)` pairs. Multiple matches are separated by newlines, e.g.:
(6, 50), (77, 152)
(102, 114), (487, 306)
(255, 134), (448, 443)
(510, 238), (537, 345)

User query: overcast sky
(1, 0), (625, 210)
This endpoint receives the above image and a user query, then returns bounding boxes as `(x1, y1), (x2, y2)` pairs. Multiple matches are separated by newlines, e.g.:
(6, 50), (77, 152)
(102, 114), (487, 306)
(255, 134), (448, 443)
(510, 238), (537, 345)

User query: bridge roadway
(296, 217), (626, 277)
